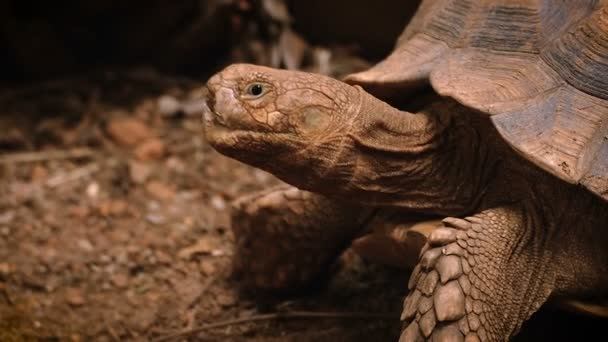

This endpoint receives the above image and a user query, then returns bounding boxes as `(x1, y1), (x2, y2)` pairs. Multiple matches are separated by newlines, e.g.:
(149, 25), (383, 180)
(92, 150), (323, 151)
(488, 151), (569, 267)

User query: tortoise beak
(202, 79), (227, 127)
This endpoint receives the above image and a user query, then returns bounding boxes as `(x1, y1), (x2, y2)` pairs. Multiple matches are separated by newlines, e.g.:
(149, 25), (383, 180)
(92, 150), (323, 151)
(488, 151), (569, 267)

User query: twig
(187, 276), (215, 309)
(152, 311), (395, 342)
(0, 285), (14, 306)
(104, 325), (121, 342)
(46, 162), (100, 188)
(0, 148), (95, 164)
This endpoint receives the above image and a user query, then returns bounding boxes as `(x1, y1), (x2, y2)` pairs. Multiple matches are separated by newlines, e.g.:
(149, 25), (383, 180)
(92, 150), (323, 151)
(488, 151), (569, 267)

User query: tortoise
(202, 0), (608, 340)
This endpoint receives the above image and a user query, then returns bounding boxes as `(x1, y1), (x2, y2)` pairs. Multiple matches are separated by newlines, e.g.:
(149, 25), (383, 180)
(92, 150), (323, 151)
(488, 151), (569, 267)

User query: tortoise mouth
(202, 85), (225, 126)
(202, 104), (295, 152)
(202, 86), (246, 136)
(202, 106), (245, 142)
(202, 104), (270, 141)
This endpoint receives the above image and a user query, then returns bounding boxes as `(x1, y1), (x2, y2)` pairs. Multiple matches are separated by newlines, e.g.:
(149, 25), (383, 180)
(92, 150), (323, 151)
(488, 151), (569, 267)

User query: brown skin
(204, 64), (608, 341)
(206, 64), (484, 215)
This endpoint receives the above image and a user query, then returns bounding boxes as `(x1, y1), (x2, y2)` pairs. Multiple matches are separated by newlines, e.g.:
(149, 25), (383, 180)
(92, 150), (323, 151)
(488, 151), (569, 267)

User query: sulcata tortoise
(203, 0), (608, 341)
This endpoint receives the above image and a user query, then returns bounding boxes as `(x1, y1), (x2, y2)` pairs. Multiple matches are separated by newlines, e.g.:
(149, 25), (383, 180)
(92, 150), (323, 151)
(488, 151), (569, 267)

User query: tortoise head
(203, 64), (444, 204)
(203, 64), (364, 190)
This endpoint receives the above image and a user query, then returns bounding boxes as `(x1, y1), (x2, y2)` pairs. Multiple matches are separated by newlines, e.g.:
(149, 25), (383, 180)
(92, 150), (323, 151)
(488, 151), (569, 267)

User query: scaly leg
(230, 185), (372, 291)
(400, 206), (556, 342)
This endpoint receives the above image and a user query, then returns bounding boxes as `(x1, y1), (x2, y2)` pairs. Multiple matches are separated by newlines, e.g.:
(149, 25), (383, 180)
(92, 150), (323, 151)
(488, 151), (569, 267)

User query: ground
(0, 70), (605, 341)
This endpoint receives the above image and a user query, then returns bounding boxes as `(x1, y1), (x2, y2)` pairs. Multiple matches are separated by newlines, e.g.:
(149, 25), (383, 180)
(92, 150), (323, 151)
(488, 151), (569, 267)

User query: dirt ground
(0, 70), (606, 342)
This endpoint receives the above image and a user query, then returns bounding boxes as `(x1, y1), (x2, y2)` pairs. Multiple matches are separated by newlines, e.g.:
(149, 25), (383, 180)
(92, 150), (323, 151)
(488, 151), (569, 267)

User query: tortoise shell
(347, 0), (608, 201)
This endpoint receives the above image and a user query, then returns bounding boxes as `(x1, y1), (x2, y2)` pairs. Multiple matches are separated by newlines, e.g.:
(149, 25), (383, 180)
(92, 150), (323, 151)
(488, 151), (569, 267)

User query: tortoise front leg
(400, 206), (555, 342)
(230, 185), (373, 291)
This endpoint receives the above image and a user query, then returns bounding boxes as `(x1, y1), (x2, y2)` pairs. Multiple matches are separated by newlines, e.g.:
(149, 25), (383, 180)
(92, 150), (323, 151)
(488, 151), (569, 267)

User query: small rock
(98, 199), (129, 217)
(99, 254), (112, 264)
(210, 195), (226, 211)
(147, 200), (160, 211)
(106, 117), (154, 147)
(199, 260), (216, 275)
(30, 165), (48, 183)
(146, 213), (166, 225)
(66, 288), (86, 306)
(129, 160), (152, 184)
(134, 138), (166, 161)
(178, 237), (220, 260)
(77, 239), (94, 252)
(86, 182), (100, 198)
(155, 250), (172, 264)
(211, 249), (226, 257)
(166, 157), (186, 173)
(146, 181), (175, 201)
(0, 211), (15, 225)
(216, 292), (236, 307)
(254, 169), (272, 182)
(181, 99), (208, 117)
(180, 215), (193, 226)
(128, 307), (158, 331)
(38, 248), (58, 266)
(68, 206), (90, 219)
(9, 182), (40, 204)
(111, 273), (130, 289)
(157, 95), (182, 117)
(0, 262), (12, 277)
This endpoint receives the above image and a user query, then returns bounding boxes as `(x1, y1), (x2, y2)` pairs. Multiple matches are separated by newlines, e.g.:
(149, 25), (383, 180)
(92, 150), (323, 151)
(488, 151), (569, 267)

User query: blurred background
(0, 1), (605, 341)
(0, 0), (418, 83)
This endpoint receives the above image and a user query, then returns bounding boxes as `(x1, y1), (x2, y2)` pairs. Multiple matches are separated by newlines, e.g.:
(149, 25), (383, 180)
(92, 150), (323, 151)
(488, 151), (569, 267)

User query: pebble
(146, 213), (166, 225)
(106, 117), (154, 147)
(111, 273), (130, 288)
(66, 288), (86, 306)
(210, 195), (226, 211)
(146, 181), (175, 201)
(0, 211), (15, 225)
(77, 239), (94, 252)
(86, 182), (100, 198)
(129, 160), (152, 184)
(157, 95), (182, 117)
(134, 138), (166, 161)
(0, 262), (12, 276)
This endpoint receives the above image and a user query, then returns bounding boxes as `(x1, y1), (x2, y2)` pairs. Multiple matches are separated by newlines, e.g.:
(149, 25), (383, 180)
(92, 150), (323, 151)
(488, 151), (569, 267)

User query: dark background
(0, 0), (418, 84)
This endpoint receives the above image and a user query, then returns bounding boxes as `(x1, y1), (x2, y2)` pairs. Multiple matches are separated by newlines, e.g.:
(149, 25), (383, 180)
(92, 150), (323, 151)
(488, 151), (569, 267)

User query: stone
(106, 117), (153, 147)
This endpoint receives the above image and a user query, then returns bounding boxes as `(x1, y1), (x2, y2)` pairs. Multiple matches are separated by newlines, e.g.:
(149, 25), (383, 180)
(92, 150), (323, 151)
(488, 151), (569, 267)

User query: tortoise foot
(399, 208), (554, 342)
(231, 185), (368, 291)
(400, 218), (477, 342)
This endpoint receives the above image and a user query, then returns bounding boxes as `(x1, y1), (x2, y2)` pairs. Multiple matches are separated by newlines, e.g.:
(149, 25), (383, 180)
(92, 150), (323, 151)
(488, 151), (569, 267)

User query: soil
(0, 69), (605, 342)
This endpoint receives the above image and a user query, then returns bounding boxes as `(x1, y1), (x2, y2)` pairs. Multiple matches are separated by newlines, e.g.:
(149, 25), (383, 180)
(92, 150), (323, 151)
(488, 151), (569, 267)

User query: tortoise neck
(331, 95), (496, 216)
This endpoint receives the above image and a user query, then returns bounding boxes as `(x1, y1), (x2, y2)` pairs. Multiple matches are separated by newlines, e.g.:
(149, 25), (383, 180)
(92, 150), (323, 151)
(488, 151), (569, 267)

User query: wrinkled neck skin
(267, 88), (495, 217)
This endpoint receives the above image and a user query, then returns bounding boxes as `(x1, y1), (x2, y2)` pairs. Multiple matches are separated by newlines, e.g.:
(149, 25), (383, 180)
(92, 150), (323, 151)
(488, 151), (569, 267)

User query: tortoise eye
(244, 83), (266, 97)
